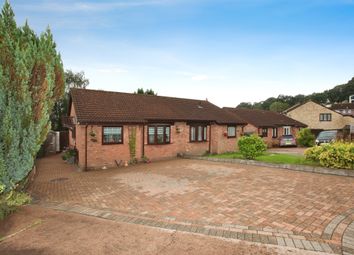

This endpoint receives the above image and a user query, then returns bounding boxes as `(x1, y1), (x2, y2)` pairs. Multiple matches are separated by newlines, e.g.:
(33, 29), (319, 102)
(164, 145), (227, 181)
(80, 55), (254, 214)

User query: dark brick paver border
(322, 209), (354, 240)
(342, 221), (354, 255)
(39, 202), (340, 254)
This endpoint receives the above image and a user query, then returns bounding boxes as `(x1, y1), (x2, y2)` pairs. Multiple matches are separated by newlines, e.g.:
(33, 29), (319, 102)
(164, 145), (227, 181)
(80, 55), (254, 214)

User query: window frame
(102, 126), (124, 145)
(190, 125), (208, 142)
(272, 127), (278, 138)
(147, 124), (171, 145)
(283, 126), (291, 135)
(319, 113), (332, 122)
(227, 126), (236, 138)
(261, 128), (268, 137)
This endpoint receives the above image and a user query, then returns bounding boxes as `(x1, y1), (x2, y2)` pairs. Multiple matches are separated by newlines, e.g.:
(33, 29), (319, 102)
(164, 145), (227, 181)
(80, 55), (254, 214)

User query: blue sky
(6, 0), (354, 106)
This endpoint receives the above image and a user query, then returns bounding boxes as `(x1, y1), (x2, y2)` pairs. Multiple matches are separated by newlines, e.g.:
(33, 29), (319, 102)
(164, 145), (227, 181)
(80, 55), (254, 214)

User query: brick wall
(237, 123), (301, 147)
(144, 122), (210, 161)
(73, 121), (242, 169)
(210, 125), (241, 154)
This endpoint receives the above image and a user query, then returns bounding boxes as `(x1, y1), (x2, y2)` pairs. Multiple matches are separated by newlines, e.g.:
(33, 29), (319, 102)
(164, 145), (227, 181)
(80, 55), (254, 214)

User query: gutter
(142, 125), (145, 157)
(209, 124), (212, 153)
(85, 125), (88, 171)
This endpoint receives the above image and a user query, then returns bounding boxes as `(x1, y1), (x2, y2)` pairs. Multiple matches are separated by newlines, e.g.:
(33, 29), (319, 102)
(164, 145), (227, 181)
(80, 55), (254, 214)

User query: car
(279, 135), (297, 147)
(315, 130), (338, 145)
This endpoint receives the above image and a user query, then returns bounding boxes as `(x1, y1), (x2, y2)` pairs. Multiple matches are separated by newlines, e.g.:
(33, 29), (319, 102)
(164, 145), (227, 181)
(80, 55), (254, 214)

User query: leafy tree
(135, 88), (157, 95)
(236, 77), (354, 110)
(236, 102), (253, 109)
(64, 70), (89, 93)
(0, 1), (64, 191)
(296, 128), (315, 147)
(261, 97), (277, 110)
(269, 101), (290, 112)
(51, 70), (89, 130)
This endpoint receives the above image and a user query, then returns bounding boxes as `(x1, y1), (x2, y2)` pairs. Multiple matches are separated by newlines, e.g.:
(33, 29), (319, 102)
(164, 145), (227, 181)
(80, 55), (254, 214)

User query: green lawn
(208, 151), (319, 166)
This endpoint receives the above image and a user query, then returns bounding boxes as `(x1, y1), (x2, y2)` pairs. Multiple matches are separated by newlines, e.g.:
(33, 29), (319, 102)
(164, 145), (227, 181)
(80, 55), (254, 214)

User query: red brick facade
(242, 123), (301, 147)
(69, 104), (242, 169)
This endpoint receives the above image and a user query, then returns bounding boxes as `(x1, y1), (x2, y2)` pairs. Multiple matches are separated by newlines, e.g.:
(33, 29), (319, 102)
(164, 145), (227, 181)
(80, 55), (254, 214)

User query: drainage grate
(50, 177), (69, 183)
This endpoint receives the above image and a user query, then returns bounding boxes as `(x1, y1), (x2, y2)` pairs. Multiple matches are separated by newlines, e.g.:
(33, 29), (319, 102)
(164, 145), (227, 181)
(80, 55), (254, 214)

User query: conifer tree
(0, 1), (64, 191)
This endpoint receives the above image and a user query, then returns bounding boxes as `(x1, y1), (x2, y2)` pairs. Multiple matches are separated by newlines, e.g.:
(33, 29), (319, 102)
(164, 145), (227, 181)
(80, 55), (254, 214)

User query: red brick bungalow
(65, 89), (246, 170)
(223, 108), (307, 147)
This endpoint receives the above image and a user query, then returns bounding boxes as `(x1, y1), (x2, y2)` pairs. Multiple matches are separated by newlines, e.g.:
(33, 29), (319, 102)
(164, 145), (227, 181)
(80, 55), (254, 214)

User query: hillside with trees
(237, 77), (354, 112)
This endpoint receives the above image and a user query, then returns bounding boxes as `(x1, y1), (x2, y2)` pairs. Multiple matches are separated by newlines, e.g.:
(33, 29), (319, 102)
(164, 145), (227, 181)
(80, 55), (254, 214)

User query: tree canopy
(64, 70), (89, 93)
(135, 88), (157, 95)
(51, 70), (89, 130)
(269, 101), (290, 113)
(0, 1), (64, 190)
(236, 77), (354, 110)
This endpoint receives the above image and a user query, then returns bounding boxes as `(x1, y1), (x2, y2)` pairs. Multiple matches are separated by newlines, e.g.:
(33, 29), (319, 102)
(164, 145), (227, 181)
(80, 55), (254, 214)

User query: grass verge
(208, 152), (319, 166)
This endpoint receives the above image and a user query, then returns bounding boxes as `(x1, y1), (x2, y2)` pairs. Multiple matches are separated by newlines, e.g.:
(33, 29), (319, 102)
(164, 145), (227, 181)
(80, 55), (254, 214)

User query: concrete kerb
(185, 156), (354, 177)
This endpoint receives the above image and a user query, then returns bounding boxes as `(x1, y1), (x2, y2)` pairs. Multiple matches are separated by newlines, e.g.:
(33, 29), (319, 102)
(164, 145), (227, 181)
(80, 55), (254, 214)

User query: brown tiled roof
(330, 103), (354, 110)
(223, 107), (307, 128)
(70, 89), (246, 125)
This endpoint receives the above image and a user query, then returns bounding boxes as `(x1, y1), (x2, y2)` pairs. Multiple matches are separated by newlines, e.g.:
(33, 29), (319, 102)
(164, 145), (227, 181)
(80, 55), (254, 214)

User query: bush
(296, 128), (315, 147)
(305, 143), (354, 169)
(304, 144), (329, 161)
(0, 184), (31, 220)
(62, 148), (77, 162)
(238, 135), (267, 160)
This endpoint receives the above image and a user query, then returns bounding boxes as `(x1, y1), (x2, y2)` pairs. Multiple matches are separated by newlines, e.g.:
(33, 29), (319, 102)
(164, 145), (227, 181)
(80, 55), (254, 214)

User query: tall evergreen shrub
(0, 1), (64, 191)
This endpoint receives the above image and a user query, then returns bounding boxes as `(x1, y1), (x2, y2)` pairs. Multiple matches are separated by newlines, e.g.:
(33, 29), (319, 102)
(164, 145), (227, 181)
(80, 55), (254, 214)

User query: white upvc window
(272, 127), (278, 138)
(227, 126), (236, 138)
(283, 126), (291, 135)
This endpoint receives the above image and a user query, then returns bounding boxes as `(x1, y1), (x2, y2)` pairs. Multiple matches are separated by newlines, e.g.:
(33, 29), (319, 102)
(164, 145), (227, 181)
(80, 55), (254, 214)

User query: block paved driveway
(29, 155), (354, 254)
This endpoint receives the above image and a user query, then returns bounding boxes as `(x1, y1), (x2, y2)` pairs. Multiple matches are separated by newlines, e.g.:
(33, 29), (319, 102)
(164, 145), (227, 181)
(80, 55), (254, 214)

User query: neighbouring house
(223, 108), (306, 147)
(63, 89), (246, 170)
(284, 100), (354, 137)
(330, 103), (354, 117)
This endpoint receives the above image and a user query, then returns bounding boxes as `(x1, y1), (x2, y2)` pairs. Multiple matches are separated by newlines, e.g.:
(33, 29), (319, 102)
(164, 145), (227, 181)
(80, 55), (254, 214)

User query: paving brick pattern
(30, 155), (354, 253)
(39, 201), (339, 254)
